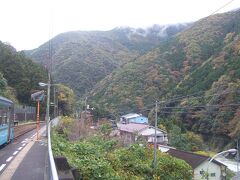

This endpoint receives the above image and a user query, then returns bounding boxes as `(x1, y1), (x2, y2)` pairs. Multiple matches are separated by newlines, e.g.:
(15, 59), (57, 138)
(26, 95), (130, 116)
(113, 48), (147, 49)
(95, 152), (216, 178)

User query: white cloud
(0, 0), (239, 50)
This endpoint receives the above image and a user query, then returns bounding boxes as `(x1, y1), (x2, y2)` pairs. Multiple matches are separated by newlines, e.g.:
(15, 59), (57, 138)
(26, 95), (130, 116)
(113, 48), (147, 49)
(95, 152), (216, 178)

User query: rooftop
(121, 113), (141, 119)
(140, 127), (166, 136)
(167, 149), (225, 169)
(117, 123), (149, 133)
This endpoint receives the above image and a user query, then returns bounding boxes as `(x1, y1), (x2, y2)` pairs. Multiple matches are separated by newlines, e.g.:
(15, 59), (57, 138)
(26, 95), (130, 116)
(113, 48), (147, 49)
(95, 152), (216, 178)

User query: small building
(140, 127), (168, 144)
(116, 123), (168, 145)
(120, 113), (148, 124)
(164, 148), (227, 180)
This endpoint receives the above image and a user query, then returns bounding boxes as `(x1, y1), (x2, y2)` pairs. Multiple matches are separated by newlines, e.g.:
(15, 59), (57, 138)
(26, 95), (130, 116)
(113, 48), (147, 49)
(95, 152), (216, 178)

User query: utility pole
(237, 139), (239, 179)
(53, 86), (56, 117)
(46, 72), (51, 137)
(154, 100), (158, 169)
(85, 97), (87, 110)
(36, 100), (40, 140)
(24, 106), (27, 121)
(56, 89), (58, 116)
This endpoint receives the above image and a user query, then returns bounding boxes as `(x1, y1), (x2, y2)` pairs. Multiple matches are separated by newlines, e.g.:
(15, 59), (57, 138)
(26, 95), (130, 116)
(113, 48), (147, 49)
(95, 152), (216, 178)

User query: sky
(0, 0), (240, 51)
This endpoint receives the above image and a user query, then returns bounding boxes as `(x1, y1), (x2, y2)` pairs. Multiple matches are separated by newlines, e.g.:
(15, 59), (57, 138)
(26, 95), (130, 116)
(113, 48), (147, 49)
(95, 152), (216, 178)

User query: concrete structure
(120, 113), (148, 124)
(0, 125), (48, 180)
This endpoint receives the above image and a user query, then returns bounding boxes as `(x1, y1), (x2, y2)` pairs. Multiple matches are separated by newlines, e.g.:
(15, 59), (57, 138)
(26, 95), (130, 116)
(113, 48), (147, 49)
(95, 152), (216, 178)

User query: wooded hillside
(26, 9), (240, 149)
(90, 10), (240, 149)
(0, 42), (47, 104)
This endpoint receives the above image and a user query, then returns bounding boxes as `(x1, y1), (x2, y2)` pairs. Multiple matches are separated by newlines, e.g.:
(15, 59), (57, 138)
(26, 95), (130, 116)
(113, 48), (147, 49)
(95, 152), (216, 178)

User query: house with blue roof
(120, 113), (148, 124)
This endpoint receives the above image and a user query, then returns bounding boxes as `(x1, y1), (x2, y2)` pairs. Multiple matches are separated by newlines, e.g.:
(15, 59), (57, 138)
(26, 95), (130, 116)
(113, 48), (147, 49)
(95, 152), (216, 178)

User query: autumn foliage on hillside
(90, 10), (240, 149)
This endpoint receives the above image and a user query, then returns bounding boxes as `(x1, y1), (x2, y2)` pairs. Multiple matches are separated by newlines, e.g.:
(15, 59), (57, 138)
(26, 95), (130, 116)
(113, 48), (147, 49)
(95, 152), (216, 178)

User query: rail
(48, 117), (59, 180)
(14, 122), (40, 138)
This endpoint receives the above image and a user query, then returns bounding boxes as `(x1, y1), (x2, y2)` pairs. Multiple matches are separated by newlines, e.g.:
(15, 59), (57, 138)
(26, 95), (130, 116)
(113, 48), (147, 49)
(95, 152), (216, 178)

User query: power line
(157, 89), (240, 106)
(102, 102), (240, 119)
(160, 103), (240, 110)
(159, 110), (239, 115)
(95, 89), (240, 120)
(210, 0), (235, 15)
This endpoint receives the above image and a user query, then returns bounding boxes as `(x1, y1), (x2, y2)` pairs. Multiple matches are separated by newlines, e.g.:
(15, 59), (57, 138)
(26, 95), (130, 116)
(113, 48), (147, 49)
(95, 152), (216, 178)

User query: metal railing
(48, 117), (59, 180)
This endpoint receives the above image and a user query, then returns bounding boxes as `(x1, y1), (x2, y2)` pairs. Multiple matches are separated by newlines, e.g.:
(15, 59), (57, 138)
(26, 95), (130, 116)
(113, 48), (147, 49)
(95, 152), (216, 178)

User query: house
(116, 123), (168, 145)
(162, 147), (227, 180)
(140, 126), (168, 145)
(120, 113), (148, 124)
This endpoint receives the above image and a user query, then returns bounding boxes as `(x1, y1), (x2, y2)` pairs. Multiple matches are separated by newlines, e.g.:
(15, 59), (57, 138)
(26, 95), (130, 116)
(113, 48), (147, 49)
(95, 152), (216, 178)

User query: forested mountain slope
(90, 10), (240, 148)
(25, 9), (240, 149)
(26, 25), (188, 96)
(0, 42), (47, 104)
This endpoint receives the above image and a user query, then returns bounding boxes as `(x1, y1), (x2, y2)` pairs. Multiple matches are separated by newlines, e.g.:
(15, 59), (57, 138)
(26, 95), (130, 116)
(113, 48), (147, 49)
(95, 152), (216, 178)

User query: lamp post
(53, 86), (59, 118)
(153, 100), (158, 169)
(206, 149), (237, 179)
(237, 140), (239, 179)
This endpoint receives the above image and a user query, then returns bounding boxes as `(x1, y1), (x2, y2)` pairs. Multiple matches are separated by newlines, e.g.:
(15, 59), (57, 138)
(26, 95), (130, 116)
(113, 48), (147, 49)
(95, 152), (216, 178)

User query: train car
(0, 96), (14, 146)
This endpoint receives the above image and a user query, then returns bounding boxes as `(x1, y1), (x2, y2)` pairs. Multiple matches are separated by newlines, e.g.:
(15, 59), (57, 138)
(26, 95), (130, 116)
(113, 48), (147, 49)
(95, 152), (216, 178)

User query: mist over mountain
(89, 10), (240, 148)
(26, 24), (188, 97)
(25, 9), (240, 149)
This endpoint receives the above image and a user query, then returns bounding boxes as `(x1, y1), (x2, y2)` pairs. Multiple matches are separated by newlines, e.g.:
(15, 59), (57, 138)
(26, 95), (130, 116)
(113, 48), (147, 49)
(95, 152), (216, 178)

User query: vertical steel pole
(7, 107), (11, 142)
(53, 86), (56, 118)
(154, 100), (158, 169)
(37, 100), (40, 140)
(46, 72), (50, 137)
(85, 97), (87, 110)
(237, 139), (239, 178)
(56, 90), (58, 116)
(24, 108), (27, 121)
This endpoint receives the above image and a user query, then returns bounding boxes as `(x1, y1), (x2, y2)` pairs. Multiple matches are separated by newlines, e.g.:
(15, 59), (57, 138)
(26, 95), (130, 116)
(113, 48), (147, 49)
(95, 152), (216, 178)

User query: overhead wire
(157, 89), (240, 106)
(102, 89), (240, 119)
(89, 0), (238, 119)
(210, 0), (236, 15)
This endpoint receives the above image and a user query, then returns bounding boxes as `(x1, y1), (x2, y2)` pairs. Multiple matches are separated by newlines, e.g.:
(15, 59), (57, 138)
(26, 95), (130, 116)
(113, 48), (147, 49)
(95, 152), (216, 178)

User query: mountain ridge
(89, 10), (240, 149)
(26, 24), (188, 96)
(25, 10), (240, 148)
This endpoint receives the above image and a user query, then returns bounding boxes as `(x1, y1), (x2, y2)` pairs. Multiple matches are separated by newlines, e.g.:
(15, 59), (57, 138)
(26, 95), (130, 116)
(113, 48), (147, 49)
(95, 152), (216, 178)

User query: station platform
(0, 126), (48, 180)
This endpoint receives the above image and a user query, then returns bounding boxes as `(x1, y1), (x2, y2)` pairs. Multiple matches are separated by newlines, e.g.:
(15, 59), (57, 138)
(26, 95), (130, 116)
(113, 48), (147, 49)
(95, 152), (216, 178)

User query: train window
(3, 113), (7, 124)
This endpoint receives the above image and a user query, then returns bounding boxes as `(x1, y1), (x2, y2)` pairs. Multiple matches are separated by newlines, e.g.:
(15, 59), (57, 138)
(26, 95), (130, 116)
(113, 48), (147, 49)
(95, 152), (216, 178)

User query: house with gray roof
(116, 123), (168, 146)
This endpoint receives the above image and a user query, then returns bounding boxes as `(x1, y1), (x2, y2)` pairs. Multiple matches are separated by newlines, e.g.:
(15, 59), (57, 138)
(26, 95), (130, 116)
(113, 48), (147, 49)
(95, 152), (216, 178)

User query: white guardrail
(48, 117), (59, 180)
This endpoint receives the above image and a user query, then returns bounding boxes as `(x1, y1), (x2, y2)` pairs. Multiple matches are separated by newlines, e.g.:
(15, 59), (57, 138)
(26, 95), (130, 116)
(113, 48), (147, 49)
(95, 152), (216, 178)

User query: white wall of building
(194, 160), (222, 180)
(140, 128), (168, 143)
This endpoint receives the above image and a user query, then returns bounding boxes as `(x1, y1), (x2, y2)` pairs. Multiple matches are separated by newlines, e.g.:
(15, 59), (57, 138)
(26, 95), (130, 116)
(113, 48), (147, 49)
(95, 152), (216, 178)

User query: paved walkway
(0, 126), (48, 180)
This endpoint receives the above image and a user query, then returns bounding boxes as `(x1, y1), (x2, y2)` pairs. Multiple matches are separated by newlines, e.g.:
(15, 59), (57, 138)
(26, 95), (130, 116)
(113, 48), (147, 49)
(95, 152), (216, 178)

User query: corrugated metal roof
(168, 149), (209, 169)
(121, 113), (140, 119)
(140, 128), (164, 136)
(117, 123), (149, 133)
(168, 149), (225, 169)
(0, 96), (13, 107)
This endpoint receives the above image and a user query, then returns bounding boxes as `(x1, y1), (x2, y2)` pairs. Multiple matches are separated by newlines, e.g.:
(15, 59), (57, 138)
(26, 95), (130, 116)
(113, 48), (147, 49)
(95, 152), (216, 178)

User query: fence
(14, 105), (36, 122)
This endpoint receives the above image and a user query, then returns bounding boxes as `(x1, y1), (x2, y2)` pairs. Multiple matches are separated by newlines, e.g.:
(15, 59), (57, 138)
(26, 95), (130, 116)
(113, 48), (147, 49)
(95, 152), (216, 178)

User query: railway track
(14, 122), (44, 138)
